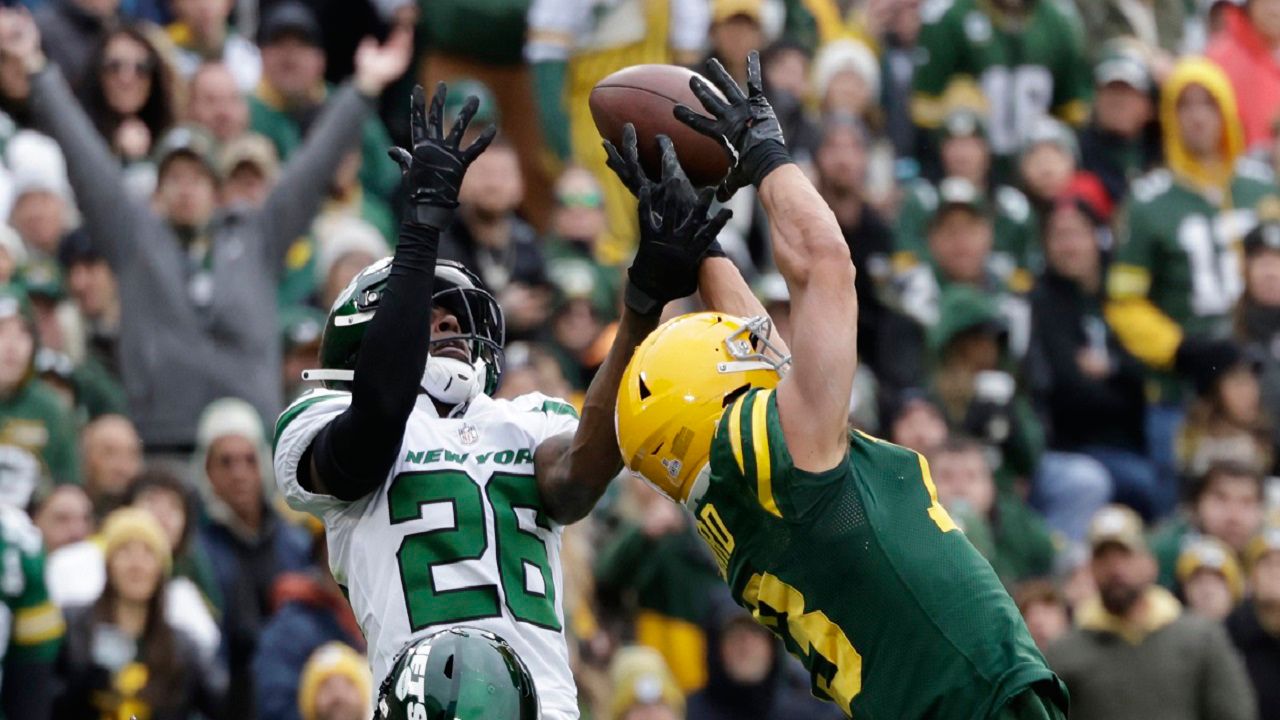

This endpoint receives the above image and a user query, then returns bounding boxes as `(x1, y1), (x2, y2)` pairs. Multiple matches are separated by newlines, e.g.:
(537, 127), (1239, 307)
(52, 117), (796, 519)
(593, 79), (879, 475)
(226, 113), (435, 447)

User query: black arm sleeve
(305, 221), (440, 501)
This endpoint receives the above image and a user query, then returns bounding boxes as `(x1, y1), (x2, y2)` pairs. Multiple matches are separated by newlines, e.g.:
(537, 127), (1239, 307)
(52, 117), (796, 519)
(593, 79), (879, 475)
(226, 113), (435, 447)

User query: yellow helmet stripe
(727, 394), (748, 475)
(752, 389), (782, 518)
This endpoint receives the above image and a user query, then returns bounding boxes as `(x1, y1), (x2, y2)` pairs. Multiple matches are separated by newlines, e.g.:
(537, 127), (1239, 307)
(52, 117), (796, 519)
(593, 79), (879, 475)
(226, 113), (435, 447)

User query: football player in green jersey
(603, 51), (1068, 719)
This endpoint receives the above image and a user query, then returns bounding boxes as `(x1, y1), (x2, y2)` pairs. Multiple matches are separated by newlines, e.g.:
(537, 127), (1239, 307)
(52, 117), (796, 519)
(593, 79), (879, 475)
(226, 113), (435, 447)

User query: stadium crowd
(0, 0), (1277, 717)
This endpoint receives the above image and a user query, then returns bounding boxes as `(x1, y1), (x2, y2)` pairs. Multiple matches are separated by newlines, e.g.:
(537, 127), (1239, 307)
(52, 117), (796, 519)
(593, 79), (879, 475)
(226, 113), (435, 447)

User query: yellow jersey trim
(727, 395), (747, 475)
(14, 602), (65, 645)
(752, 390), (782, 518)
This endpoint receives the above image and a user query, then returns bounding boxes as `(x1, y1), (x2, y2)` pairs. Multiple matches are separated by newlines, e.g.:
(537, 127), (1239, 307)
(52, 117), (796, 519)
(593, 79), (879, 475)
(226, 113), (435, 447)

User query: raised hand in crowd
(352, 23), (414, 97)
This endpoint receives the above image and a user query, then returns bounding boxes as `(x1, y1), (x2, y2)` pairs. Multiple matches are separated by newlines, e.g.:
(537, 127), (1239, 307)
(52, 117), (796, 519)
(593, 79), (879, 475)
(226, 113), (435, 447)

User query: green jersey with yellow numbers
(691, 389), (1065, 718)
(0, 505), (63, 715)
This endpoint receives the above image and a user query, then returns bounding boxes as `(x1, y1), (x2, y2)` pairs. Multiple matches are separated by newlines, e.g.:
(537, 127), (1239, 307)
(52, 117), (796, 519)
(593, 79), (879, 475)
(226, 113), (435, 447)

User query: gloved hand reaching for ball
(601, 123), (733, 316)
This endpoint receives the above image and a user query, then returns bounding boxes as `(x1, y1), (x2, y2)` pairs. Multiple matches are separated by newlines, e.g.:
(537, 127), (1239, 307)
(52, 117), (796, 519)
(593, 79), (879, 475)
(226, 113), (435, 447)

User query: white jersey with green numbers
(273, 389), (580, 719)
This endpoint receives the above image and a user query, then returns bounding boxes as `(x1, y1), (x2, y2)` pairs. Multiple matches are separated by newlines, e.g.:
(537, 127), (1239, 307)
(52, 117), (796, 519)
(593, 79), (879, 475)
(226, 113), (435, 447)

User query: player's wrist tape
(408, 203), (457, 231)
(624, 282), (663, 316)
(745, 142), (793, 187)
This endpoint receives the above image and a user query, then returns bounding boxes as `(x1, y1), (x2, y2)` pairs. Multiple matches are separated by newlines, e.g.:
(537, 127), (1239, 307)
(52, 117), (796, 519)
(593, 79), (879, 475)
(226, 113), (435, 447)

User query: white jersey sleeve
(504, 392), (580, 449)
(273, 389), (356, 519)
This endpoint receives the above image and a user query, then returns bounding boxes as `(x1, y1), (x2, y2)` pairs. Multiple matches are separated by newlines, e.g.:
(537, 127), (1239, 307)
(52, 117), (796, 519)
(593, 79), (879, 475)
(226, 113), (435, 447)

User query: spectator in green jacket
(929, 436), (1056, 584)
(1047, 504), (1258, 720)
(1150, 462), (1266, 590)
(0, 285), (77, 489)
(249, 2), (402, 204)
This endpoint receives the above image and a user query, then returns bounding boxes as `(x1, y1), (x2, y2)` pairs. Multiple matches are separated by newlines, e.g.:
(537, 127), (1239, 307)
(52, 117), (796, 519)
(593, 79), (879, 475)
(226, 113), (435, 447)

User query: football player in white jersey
(273, 82), (731, 719)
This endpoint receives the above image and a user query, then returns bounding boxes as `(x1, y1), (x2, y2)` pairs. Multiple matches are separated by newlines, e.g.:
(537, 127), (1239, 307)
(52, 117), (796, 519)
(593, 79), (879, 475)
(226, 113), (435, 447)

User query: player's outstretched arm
(535, 127), (731, 524)
(302, 84), (495, 500)
(676, 52), (856, 472)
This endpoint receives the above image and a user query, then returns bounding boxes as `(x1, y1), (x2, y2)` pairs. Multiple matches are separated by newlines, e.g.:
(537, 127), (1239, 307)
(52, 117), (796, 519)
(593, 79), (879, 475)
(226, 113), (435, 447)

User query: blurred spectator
(1017, 119), (1078, 218)
(927, 286), (1042, 485)
(686, 598), (843, 720)
(1176, 535), (1243, 619)
(279, 304), (324, 403)
(1047, 504), (1258, 720)
(525, 0), (709, 260)
(5, 140), (73, 259)
(0, 286), (78, 486)
(319, 146), (394, 242)
(812, 115), (895, 383)
(1240, 217), (1280, 464)
(80, 24), (177, 172)
(895, 107), (1038, 297)
(1078, 43), (1162, 203)
(608, 645), (685, 720)
(879, 0), (923, 161)
(4, 8), (409, 452)
(193, 397), (309, 719)
(595, 477), (721, 692)
(442, 139), (550, 341)
(1208, 0), (1280, 149)
(1227, 526), (1280, 720)
(165, 0), (261, 91)
(543, 165), (621, 322)
(1076, 0), (1184, 65)
(0, 225), (22, 284)
(706, 0), (766, 87)
(250, 1), (404, 207)
(0, 499), (62, 720)
(1151, 462), (1266, 590)
(494, 341), (575, 404)
(1014, 579), (1071, 651)
(79, 413), (141, 519)
(911, 0), (1091, 175)
(1105, 58), (1278, 514)
(30, 482), (92, 552)
(59, 229), (120, 377)
(33, 0), (121, 88)
(295, 642), (371, 720)
(253, 533), (366, 720)
(548, 295), (607, 391)
(760, 40), (819, 165)
(217, 132), (278, 210)
(886, 390), (949, 454)
(52, 507), (225, 720)
(186, 61), (251, 144)
(1029, 179), (1159, 522)
(1177, 346), (1274, 478)
(930, 437), (1056, 584)
(46, 467), (221, 662)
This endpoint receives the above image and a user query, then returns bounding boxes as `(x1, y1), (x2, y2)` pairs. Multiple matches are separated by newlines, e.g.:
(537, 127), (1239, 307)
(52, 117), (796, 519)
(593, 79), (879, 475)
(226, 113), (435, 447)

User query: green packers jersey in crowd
(895, 179), (1041, 284)
(692, 389), (1064, 718)
(0, 505), (62, 714)
(1111, 164), (1278, 399)
(912, 0), (1091, 160)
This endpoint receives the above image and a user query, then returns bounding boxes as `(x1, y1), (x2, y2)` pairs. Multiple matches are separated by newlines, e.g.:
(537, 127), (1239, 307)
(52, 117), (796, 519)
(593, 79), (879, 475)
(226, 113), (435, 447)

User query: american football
(589, 64), (732, 186)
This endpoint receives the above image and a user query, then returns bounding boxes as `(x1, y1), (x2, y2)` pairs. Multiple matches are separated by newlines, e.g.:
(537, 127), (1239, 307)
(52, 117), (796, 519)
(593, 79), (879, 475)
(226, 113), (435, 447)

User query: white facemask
(421, 355), (485, 407)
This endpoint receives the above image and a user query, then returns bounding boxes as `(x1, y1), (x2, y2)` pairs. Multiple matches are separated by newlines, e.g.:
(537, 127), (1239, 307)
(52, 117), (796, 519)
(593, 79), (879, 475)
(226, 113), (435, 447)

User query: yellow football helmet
(616, 312), (790, 503)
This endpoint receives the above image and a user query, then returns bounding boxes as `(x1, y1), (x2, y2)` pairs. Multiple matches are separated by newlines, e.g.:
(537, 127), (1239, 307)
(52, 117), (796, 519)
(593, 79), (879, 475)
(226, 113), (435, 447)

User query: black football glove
(673, 50), (791, 202)
(388, 83), (496, 231)
(603, 125), (733, 315)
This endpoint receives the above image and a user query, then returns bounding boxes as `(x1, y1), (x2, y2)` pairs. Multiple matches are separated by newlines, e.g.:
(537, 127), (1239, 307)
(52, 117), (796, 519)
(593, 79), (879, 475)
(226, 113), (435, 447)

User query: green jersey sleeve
(0, 510), (62, 664)
(1048, 4), (1092, 123)
(911, 0), (965, 127)
(712, 388), (849, 522)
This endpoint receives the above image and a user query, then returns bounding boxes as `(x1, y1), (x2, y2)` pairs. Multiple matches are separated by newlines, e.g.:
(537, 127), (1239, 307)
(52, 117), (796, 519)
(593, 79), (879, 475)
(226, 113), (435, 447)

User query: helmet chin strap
(421, 355), (485, 410)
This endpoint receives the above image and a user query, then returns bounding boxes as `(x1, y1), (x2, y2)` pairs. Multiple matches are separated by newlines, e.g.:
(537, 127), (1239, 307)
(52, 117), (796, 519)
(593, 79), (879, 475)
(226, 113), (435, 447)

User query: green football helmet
(374, 627), (540, 720)
(303, 258), (505, 403)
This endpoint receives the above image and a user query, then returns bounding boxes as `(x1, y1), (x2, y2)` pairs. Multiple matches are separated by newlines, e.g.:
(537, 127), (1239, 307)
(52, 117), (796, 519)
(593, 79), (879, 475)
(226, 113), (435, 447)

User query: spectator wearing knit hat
(1046, 505), (1258, 720)
(1029, 174), (1159, 522)
(52, 507), (226, 720)
(193, 397), (309, 719)
(1227, 525), (1280, 720)
(609, 645), (685, 720)
(1176, 534), (1245, 619)
(295, 642), (371, 720)
(1018, 117), (1079, 220)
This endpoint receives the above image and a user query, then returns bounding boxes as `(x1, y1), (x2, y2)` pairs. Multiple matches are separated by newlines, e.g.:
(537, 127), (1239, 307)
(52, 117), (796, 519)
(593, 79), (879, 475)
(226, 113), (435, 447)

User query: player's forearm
(757, 164), (851, 284)
(698, 257), (790, 355)
(308, 222), (439, 500)
(537, 307), (661, 524)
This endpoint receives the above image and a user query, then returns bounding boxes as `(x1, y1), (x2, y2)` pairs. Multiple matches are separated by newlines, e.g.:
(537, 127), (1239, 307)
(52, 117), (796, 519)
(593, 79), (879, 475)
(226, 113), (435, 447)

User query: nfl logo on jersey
(458, 423), (480, 445)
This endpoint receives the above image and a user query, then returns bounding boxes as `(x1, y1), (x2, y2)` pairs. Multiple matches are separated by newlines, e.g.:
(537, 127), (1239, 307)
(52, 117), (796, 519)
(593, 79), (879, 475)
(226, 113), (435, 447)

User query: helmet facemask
(721, 316), (791, 376)
(421, 281), (505, 409)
